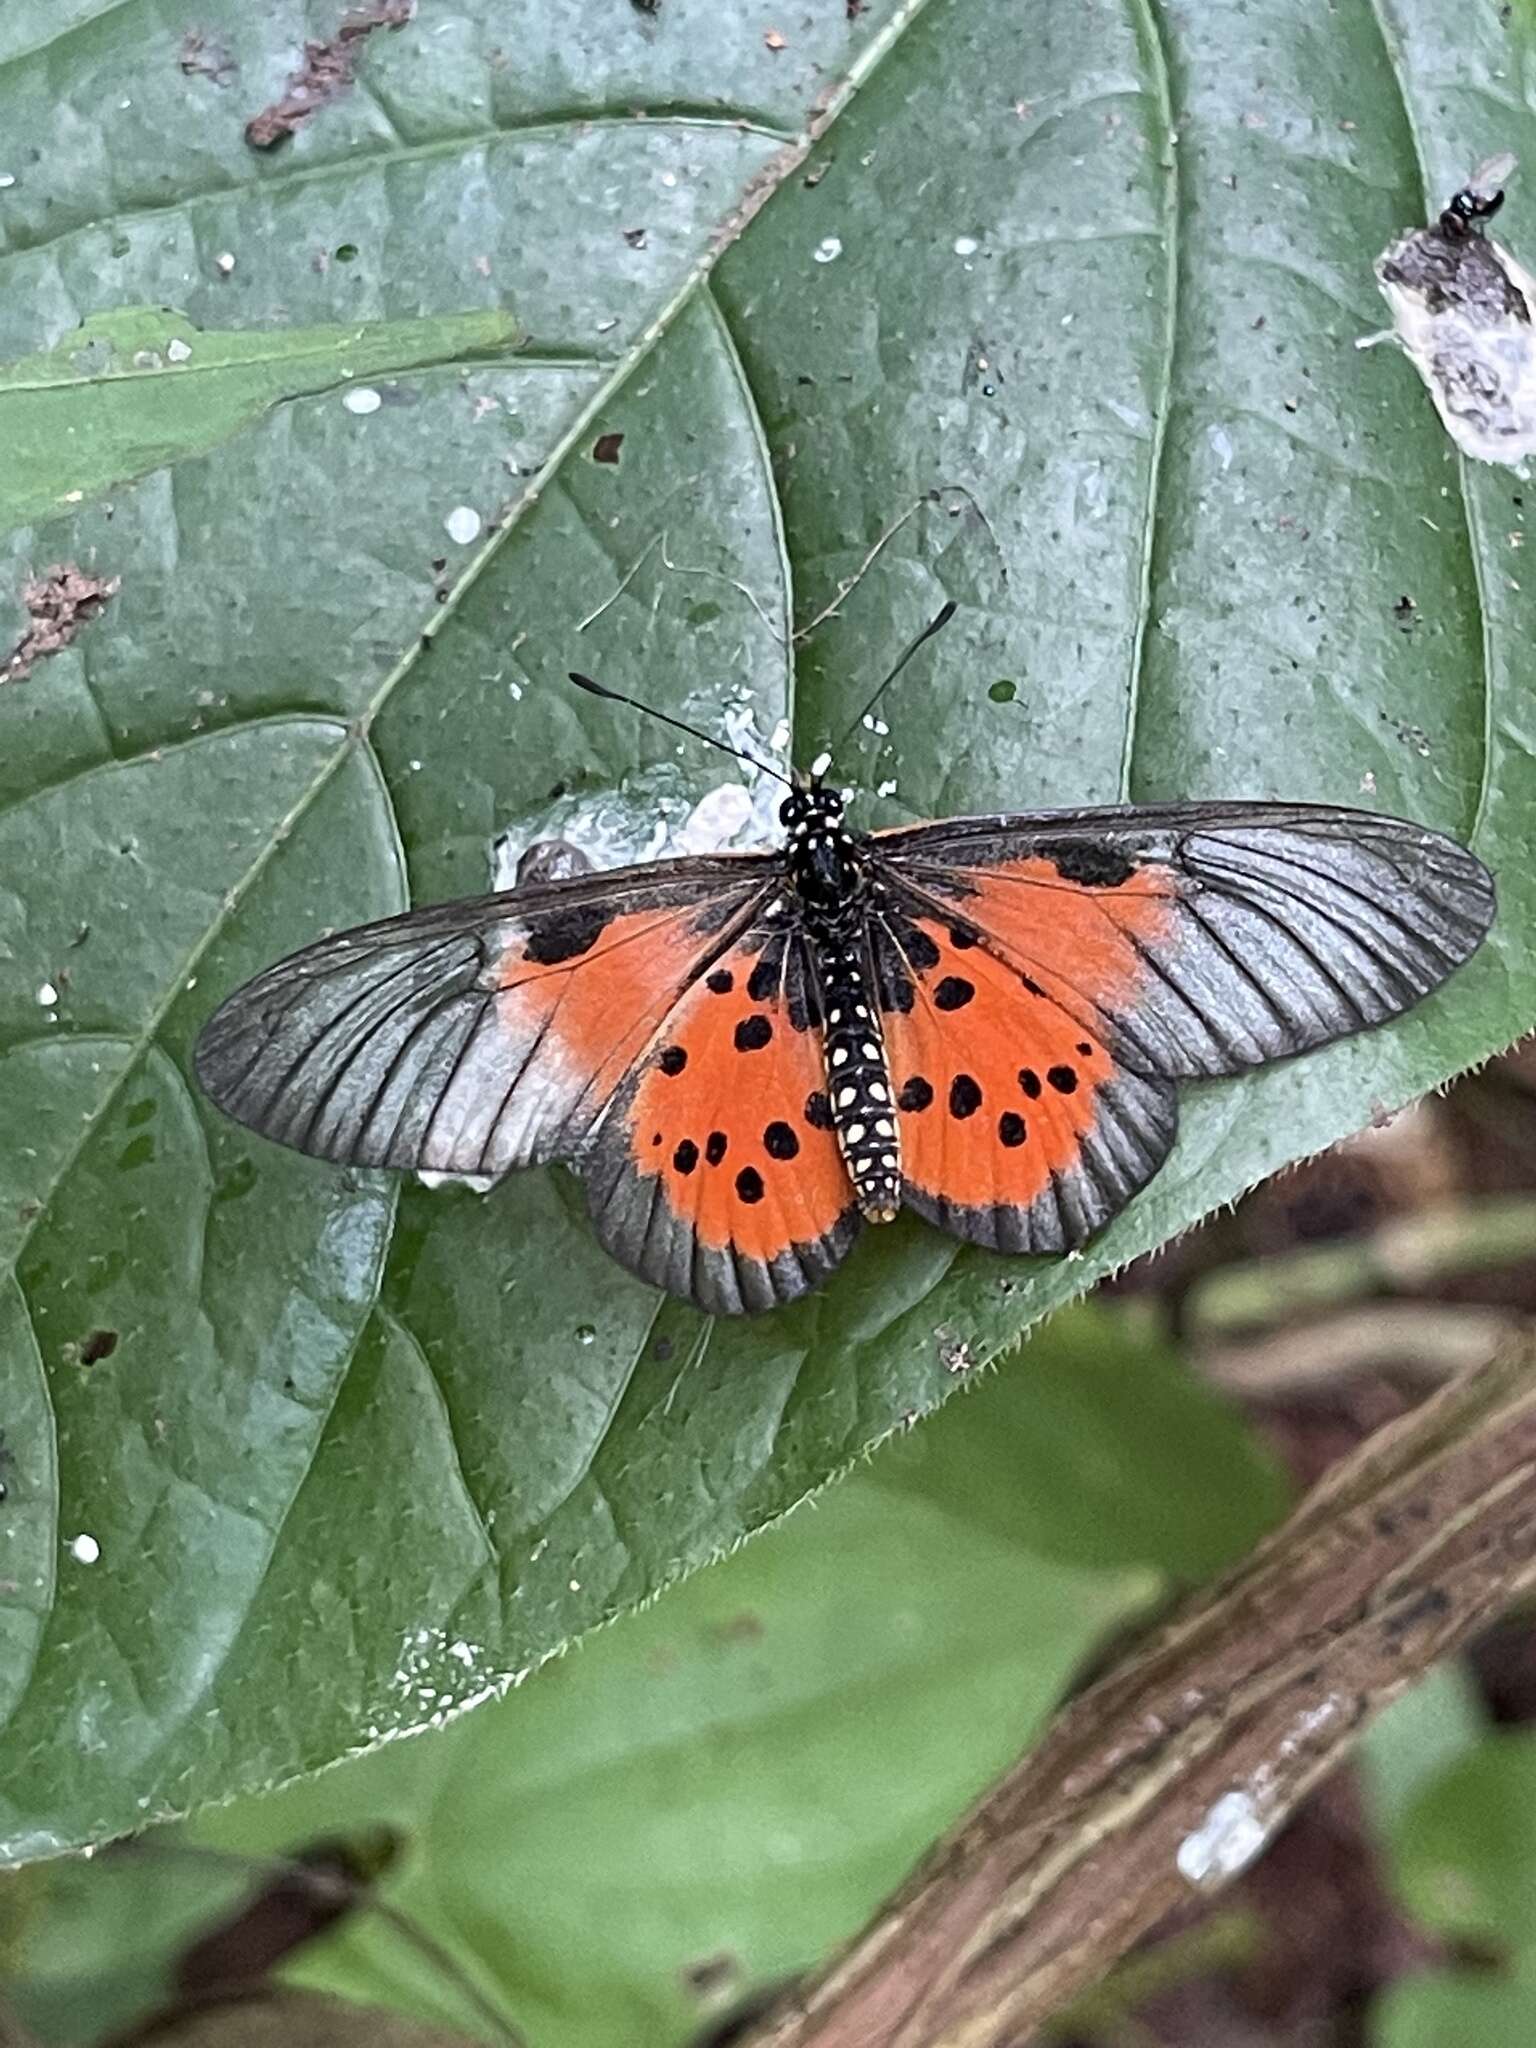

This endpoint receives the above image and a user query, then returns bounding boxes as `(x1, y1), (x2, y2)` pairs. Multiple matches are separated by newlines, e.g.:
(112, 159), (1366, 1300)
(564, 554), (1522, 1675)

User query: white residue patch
(36, 982), (58, 1007)
(69, 1533), (101, 1565)
(166, 337), (192, 363)
(1208, 423), (1234, 471)
(445, 505), (483, 545)
(215, 251), (236, 275)
(343, 385), (383, 415)
(675, 781), (754, 852)
(814, 236), (843, 265)
(769, 717), (791, 752)
(809, 749), (833, 778)
(1176, 1789), (1271, 1890)
(489, 697), (783, 888)
(953, 234), (979, 257)
(1369, 156), (1536, 467)
(0, 174), (16, 190)
(416, 1168), (497, 1194)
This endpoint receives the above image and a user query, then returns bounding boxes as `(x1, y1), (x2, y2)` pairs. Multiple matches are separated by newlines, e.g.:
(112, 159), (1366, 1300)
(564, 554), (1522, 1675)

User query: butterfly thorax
(780, 783), (901, 1225)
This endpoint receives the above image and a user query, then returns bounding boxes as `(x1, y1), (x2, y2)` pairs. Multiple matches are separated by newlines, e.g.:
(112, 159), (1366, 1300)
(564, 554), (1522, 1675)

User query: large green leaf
(1, 0), (1531, 1855)
(10, 1316), (1195, 2045)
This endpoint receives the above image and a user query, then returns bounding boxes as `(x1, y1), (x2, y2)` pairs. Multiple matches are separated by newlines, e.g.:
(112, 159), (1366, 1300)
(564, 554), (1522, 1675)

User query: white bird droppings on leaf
(676, 782), (754, 853)
(953, 235), (979, 256)
(0, 174), (16, 190)
(215, 251), (236, 275)
(1176, 1790), (1270, 1889)
(814, 236), (843, 264)
(36, 982), (58, 1007)
(343, 386), (382, 415)
(166, 337), (192, 363)
(445, 505), (482, 545)
(70, 1534), (101, 1565)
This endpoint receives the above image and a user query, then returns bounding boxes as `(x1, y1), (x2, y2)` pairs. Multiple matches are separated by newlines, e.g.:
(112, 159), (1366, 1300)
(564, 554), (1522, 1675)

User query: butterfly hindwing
(194, 855), (776, 1178)
(584, 923), (860, 1316)
(868, 899), (1178, 1250)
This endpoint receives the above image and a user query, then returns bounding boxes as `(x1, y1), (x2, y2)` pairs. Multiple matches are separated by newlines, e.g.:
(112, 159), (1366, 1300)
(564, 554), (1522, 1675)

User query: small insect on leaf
(1366, 152), (1536, 467)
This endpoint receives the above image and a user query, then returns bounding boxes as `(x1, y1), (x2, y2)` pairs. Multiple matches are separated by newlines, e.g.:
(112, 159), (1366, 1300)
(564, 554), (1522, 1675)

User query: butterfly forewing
(864, 800), (1494, 1249)
(195, 855), (778, 1178)
(875, 802), (1495, 1078)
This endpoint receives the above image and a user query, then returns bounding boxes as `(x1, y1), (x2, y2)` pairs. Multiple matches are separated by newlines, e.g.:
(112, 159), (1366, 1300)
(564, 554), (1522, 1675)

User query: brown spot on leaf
(3, 565), (121, 685)
(79, 1329), (119, 1366)
(592, 432), (625, 465)
(245, 0), (414, 150)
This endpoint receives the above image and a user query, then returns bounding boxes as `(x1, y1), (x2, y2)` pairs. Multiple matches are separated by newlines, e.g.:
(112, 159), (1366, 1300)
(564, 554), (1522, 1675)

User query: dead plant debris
(179, 29), (238, 86)
(2, 565), (121, 685)
(245, 1), (414, 150)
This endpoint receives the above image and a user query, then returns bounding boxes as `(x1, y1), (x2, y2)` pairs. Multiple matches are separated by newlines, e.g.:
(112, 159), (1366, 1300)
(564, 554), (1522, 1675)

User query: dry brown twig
(736, 1329), (1536, 2048)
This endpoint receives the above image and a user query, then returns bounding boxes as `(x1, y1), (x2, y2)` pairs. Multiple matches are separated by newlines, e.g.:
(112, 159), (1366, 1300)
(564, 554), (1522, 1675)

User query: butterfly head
(780, 778), (862, 912)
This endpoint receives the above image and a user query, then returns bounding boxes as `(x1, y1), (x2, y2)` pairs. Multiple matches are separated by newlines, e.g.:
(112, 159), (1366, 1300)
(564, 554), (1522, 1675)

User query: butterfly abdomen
(815, 935), (902, 1224)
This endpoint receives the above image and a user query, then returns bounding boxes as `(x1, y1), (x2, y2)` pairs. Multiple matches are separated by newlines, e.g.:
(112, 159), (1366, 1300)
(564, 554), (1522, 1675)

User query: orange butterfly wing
(196, 856), (858, 1314)
(585, 925), (858, 1315)
(870, 899), (1177, 1251)
(195, 855), (771, 1176)
(871, 801), (1494, 1249)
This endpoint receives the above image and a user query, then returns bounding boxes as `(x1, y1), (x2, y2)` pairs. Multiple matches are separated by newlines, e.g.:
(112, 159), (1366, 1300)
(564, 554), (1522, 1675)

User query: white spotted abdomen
(817, 941), (901, 1223)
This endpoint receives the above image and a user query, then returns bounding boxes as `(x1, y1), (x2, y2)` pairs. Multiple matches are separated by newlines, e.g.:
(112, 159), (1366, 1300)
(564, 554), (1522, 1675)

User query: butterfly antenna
(567, 671), (793, 787)
(835, 600), (957, 755)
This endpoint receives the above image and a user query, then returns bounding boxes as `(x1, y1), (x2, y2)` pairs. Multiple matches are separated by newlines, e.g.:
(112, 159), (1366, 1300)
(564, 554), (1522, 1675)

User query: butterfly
(195, 619), (1495, 1316)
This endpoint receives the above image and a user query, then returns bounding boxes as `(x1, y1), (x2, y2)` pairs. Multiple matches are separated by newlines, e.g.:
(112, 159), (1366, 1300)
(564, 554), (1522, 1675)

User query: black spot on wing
(898, 1075), (934, 1112)
(949, 1074), (982, 1118)
(734, 1015), (774, 1052)
(805, 1090), (833, 1130)
(764, 1120), (800, 1160)
(1036, 838), (1138, 888)
(520, 900), (611, 965)
(933, 975), (974, 1011)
